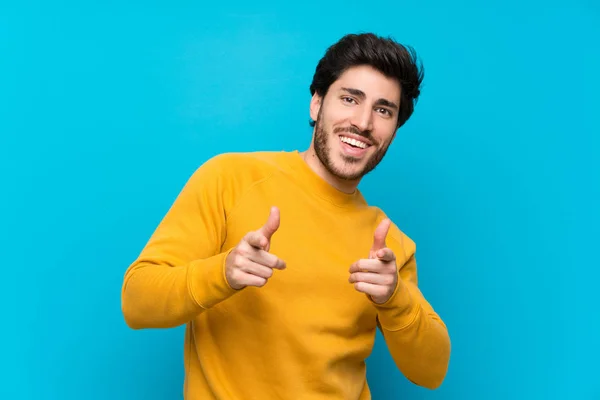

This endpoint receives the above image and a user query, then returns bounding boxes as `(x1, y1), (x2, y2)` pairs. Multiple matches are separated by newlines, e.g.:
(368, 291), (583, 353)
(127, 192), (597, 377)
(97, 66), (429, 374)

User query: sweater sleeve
(373, 225), (451, 389)
(121, 155), (239, 329)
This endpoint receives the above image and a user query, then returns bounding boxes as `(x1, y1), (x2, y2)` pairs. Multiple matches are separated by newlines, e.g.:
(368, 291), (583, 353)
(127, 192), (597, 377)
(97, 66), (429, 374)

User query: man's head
(306, 33), (423, 187)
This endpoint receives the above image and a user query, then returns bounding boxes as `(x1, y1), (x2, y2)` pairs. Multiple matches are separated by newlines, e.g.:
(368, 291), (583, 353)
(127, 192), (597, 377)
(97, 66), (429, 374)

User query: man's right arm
(121, 156), (238, 329)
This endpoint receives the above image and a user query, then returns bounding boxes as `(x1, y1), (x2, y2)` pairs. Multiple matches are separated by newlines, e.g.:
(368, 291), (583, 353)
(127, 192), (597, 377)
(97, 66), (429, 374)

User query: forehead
(330, 65), (401, 102)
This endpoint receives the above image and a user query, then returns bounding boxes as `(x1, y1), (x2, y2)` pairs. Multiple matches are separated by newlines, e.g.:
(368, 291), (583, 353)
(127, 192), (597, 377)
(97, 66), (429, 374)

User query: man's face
(310, 65), (401, 182)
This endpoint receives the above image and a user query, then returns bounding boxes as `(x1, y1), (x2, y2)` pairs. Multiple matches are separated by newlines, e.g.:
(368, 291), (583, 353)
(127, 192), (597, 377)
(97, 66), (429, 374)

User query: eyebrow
(341, 87), (399, 110)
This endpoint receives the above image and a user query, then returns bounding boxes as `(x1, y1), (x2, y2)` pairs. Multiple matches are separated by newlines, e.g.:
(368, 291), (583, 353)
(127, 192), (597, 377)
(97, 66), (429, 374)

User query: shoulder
(188, 150), (291, 183)
(197, 150), (291, 174)
(182, 150), (294, 209)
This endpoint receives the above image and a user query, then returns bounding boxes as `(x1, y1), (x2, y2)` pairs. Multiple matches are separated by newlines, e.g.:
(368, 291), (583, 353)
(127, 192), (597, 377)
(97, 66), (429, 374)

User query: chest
(220, 192), (380, 331)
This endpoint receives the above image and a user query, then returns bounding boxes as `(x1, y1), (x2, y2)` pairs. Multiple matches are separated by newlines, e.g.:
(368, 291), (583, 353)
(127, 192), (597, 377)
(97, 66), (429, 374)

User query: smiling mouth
(339, 135), (370, 149)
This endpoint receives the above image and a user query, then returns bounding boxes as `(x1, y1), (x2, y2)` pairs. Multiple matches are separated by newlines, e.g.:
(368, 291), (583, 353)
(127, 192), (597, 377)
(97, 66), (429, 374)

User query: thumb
(370, 218), (391, 256)
(259, 206), (280, 242)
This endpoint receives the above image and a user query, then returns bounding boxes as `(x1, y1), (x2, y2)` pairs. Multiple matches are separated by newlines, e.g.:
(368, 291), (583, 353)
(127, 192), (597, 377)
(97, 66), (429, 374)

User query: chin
(328, 156), (368, 181)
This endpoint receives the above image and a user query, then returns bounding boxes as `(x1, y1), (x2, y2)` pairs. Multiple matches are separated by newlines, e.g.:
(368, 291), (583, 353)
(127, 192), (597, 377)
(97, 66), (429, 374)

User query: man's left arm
(349, 218), (451, 389)
(374, 251), (451, 389)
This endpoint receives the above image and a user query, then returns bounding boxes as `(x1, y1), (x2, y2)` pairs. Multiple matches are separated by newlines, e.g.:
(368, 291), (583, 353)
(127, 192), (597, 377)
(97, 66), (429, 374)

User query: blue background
(1, 1), (598, 399)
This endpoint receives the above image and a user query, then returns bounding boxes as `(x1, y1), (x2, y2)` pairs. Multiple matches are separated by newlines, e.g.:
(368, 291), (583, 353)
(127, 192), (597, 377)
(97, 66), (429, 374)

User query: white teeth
(340, 136), (368, 149)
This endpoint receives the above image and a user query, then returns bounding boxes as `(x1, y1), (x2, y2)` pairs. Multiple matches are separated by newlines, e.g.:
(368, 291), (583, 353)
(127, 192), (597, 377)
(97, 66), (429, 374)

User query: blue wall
(1, 1), (598, 399)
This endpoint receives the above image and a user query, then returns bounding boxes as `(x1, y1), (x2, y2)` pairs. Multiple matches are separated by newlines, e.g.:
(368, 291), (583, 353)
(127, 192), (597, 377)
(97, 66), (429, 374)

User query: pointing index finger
(349, 259), (389, 273)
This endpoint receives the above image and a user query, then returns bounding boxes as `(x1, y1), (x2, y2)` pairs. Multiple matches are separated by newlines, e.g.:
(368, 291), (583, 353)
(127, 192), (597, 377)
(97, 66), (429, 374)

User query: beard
(313, 108), (392, 181)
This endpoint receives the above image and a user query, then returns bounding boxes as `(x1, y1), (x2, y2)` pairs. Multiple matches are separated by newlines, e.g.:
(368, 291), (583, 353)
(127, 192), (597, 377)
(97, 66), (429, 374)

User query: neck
(299, 148), (360, 194)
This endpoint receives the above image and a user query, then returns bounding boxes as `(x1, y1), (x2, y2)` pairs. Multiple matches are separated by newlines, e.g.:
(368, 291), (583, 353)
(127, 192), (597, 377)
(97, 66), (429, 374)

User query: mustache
(333, 126), (375, 142)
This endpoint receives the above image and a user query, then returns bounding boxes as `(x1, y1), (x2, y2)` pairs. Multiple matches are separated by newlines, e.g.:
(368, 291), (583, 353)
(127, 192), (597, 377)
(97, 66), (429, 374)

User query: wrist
(373, 279), (420, 331)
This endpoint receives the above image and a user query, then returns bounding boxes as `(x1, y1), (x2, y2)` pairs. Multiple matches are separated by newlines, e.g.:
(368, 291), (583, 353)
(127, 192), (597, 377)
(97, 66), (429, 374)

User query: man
(121, 32), (451, 399)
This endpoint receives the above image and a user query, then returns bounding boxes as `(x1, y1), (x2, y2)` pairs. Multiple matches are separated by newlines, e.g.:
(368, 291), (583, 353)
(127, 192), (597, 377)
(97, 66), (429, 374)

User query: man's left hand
(348, 218), (398, 304)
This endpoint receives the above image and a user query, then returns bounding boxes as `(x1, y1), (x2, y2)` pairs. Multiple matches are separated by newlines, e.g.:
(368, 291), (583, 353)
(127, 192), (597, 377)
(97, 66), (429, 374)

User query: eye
(376, 107), (392, 116)
(341, 96), (357, 104)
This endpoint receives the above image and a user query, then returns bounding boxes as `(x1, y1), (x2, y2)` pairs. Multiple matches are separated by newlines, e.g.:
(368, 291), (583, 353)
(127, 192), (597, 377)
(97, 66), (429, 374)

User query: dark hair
(309, 33), (424, 129)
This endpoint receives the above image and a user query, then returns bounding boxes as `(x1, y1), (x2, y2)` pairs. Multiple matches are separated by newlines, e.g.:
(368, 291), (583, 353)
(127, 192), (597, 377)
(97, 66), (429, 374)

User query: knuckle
(257, 278), (268, 287)
(233, 253), (245, 267)
(264, 268), (274, 278)
(237, 244), (250, 257)
(232, 245), (242, 257)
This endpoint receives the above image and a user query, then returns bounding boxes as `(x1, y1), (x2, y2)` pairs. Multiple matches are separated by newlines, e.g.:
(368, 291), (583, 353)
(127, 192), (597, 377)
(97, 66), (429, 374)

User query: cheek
(373, 123), (397, 144)
(326, 106), (354, 127)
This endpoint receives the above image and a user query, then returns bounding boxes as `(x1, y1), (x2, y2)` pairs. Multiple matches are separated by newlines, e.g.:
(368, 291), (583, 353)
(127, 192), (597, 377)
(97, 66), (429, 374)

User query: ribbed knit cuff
(187, 248), (238, 310)
(373, 279), (421, 331)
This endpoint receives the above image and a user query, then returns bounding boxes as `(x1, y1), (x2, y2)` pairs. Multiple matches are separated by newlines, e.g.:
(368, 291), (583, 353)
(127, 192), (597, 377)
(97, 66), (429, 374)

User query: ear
(309, 93), (322, 122)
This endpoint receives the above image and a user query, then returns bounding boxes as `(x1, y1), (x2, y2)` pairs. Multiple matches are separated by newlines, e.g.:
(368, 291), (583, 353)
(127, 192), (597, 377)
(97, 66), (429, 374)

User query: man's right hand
(225, 206), (286, 290)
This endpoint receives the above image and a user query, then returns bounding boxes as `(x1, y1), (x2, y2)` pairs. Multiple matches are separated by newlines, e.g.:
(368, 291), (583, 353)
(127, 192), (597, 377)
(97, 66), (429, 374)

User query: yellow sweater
(121, 150), (450, 399)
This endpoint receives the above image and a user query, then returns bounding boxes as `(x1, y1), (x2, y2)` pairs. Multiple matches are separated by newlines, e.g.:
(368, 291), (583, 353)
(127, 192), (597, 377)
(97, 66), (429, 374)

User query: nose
(350, 104), (373, 133)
